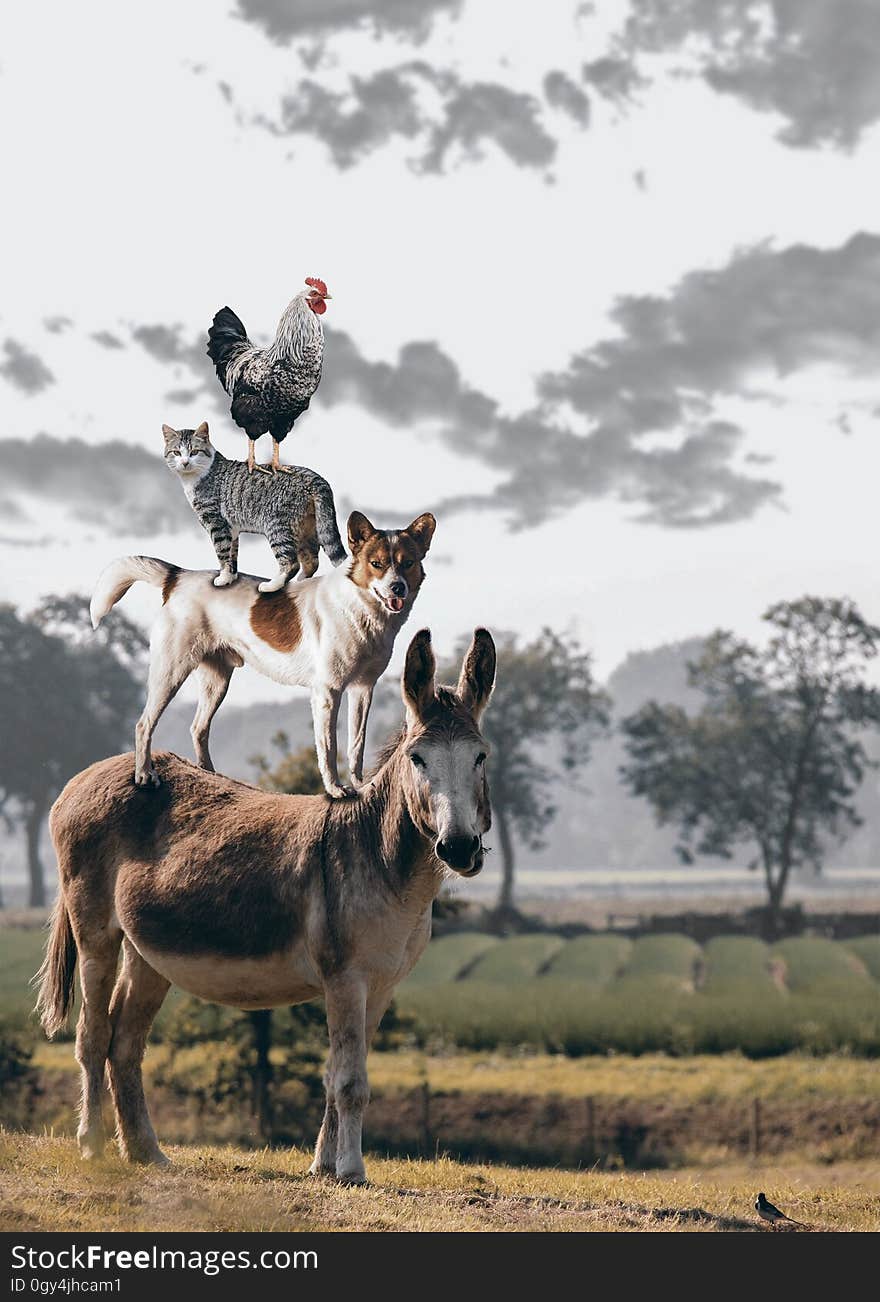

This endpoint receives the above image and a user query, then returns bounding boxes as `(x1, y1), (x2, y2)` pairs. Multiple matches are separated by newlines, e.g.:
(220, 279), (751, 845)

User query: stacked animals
(91, 279), (437, 799)
(42, 277), (496, 1186)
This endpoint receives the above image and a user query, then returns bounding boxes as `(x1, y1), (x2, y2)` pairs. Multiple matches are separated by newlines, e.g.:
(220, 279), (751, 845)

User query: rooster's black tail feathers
(207, 306), (249, 386)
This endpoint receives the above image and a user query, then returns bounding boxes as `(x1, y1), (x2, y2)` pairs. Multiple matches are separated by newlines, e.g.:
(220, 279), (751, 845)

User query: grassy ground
(1, 1133), (877, 1232)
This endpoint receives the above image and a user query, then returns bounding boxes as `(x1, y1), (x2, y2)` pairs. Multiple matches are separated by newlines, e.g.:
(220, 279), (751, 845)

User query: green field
(3, 924), (879, 1056)
(396, 931), (880, 1056)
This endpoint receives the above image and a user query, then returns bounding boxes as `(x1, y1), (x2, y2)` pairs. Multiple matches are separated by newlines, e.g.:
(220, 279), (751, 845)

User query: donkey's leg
(135, 623), (196, 786)
(309, 1065), (339, 1177)
(346, 684), (374, 787)
(190, 653), (236, 771)
(107, 940), (170, 1165)
(74, 928), (122, 1160)
(322, 977), (369, 1184)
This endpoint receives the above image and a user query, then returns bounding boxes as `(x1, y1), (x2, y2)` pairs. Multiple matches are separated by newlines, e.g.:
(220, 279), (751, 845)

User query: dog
(90, 510), (436, 798)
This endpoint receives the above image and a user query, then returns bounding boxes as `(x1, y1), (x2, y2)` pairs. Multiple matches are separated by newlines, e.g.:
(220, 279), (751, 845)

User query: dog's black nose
(390, 581), (406, 598)
(435, 834), (480, 872)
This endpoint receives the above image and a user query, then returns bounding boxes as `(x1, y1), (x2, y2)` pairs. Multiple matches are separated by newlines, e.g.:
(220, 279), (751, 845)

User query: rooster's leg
(273, 439), (295, 473)
(249, 437), (271, 474)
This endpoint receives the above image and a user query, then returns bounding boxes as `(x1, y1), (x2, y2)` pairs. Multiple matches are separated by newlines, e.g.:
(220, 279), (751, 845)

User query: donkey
(36, 628), (495, 1184)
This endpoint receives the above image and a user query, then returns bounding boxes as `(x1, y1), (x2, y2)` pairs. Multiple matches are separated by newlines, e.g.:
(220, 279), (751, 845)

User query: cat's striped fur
(162, 423), (346, 593)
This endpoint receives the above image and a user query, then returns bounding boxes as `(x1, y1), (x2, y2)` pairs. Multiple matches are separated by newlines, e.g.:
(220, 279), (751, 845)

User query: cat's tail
(90, 556), (180, 628)
(311, 481), (348, 567)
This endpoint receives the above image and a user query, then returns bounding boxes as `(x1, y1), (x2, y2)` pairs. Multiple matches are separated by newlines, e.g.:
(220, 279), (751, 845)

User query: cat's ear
(347, 511), (377, 555)
(162, 424), (178, 442)
(195, 421), (210, 440)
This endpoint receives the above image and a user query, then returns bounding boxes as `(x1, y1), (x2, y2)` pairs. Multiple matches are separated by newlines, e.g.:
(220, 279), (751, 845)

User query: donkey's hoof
(336, 1168), (368, 1186)
(307, 1161), (336, 1179)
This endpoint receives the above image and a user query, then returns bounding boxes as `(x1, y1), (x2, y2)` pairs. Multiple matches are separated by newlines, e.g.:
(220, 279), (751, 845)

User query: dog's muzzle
(435, 834), (483, 876)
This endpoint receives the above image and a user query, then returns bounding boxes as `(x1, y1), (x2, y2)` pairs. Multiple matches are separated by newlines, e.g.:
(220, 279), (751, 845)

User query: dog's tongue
(387, 595), (405, 613)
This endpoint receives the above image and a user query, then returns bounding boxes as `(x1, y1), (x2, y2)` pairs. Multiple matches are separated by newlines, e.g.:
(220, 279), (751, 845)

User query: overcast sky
(2, 0), (880, 705)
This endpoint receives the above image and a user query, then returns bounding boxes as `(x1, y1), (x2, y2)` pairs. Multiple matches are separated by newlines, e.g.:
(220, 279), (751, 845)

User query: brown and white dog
(89, 511), (436, 798)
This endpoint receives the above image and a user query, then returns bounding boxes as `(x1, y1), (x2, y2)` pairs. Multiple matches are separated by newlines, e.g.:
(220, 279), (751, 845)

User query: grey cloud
(43, 316), (73, 335)
(235, 0), (460, 45)
(0, 339), (55, 394)
(91, 330), (125, 350)
(581, 56), (644, 106)
(623, 0), (880, 149)
(543, 71), (591, 126)
(320, 233), (880, 529)
(274, 64), (558, 171)
(0, 435), (192, 535)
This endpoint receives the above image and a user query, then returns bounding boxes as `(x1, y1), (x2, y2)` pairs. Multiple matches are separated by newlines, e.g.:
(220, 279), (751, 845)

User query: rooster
(206, 277), (331, 473)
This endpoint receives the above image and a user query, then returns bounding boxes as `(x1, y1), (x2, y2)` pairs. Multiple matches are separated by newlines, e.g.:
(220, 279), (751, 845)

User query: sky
(2, 0), (880, 707)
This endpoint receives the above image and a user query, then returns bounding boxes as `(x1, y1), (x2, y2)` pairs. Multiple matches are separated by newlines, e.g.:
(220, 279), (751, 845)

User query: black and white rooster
(206, 277), (331, 473)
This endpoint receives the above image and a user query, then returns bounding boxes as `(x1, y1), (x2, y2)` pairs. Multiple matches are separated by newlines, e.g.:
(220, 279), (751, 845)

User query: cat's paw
(213, 571), (236, 588)
(257, 574), (288, 594)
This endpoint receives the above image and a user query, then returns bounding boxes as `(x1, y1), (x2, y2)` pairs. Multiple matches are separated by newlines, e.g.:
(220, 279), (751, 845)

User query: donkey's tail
(90, 555), (179, 629)
(311, 479), (347, 568)
(34, 897), (77, 1039)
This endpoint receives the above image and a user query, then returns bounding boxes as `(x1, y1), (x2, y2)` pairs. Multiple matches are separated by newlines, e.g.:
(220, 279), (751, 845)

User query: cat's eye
(410, 753), (426, 769)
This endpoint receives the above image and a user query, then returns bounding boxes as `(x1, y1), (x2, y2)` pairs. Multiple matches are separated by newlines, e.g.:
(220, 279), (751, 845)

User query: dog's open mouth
(383, 595), (405, 613)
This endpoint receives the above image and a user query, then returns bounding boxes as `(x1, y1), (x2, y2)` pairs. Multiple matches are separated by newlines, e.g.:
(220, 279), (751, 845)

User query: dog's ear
(162, 424), (178, 442)
(457, 628), (496, 723)
(347, 511), (377, 555)
(194, 421), (210, 440)
(403, 629), (436, 724)
(404, 512), (436, 558)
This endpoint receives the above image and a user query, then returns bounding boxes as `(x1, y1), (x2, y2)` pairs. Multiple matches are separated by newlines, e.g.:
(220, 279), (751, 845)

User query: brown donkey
(36, 628), (495, 1183)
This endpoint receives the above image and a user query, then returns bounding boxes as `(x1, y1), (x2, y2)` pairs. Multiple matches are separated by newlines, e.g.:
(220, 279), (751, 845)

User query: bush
(404, 934), (499, 986)
(544, 935), (632, 985)
(845, 936), (880, 982)
(773, 937), (872, 997)
(0, 1021), (40, 1128)
(466, 935), (565, 983)
(700, 936), (780, 999)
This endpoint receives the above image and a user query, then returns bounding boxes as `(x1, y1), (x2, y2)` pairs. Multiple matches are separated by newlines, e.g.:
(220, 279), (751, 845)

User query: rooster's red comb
(305, 277), (328, 296)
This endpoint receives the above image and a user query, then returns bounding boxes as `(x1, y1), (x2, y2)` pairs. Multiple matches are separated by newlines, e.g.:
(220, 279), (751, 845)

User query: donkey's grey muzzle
(436, 834), (482, 875)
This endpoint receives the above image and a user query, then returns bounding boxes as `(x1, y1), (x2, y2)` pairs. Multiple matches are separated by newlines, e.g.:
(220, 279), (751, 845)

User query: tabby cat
(162, 422), (346, 592)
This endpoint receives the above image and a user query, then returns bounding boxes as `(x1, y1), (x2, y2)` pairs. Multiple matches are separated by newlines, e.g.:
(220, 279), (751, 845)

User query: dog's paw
(134, 767), (160, 788)
(326, 784), (359, 800)
(213, 571), (236, 588)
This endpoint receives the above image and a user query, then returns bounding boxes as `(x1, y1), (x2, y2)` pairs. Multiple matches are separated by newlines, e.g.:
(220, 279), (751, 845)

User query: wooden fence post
(420, 1080), (432, 1158)
(585, 1095), (596, 1165)
(749, 1097), (761, 1159)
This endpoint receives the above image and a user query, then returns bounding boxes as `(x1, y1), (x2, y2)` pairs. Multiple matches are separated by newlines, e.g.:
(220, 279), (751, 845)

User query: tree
(443, 628), (609, 917)
(251, 731), (326, 795)
(0, 596), (146, 906)
(621, 597), (880, 928)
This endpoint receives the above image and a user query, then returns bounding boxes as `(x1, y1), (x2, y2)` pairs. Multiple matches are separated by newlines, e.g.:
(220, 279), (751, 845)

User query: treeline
(1, 594), (879, 925)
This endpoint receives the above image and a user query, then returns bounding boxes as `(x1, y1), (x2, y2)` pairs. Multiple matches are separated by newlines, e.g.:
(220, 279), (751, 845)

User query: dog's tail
(90, 556), (180, 629)
(34, 896), (78, 1039)
(311, 479), (348, 568)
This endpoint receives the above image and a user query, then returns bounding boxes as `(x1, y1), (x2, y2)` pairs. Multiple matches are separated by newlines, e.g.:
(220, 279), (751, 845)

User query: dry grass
(1, 1132), (877, 1233)
(367, 1049), (880, 1103)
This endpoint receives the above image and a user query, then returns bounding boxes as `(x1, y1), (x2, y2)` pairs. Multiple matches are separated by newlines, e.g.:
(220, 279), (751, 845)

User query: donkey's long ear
(403, 628), (436, 724)
(457, 628), (496, 723)
(347, 511), (377, 555)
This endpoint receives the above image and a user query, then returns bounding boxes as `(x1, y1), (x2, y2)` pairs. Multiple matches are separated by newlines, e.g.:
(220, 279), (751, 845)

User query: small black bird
(755, 1192), (808, 1229)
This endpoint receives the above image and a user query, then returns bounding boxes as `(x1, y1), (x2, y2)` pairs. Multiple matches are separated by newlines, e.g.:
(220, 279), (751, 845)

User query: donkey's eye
(474, 753), (486, 768)
(410, 753), (426, 770)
